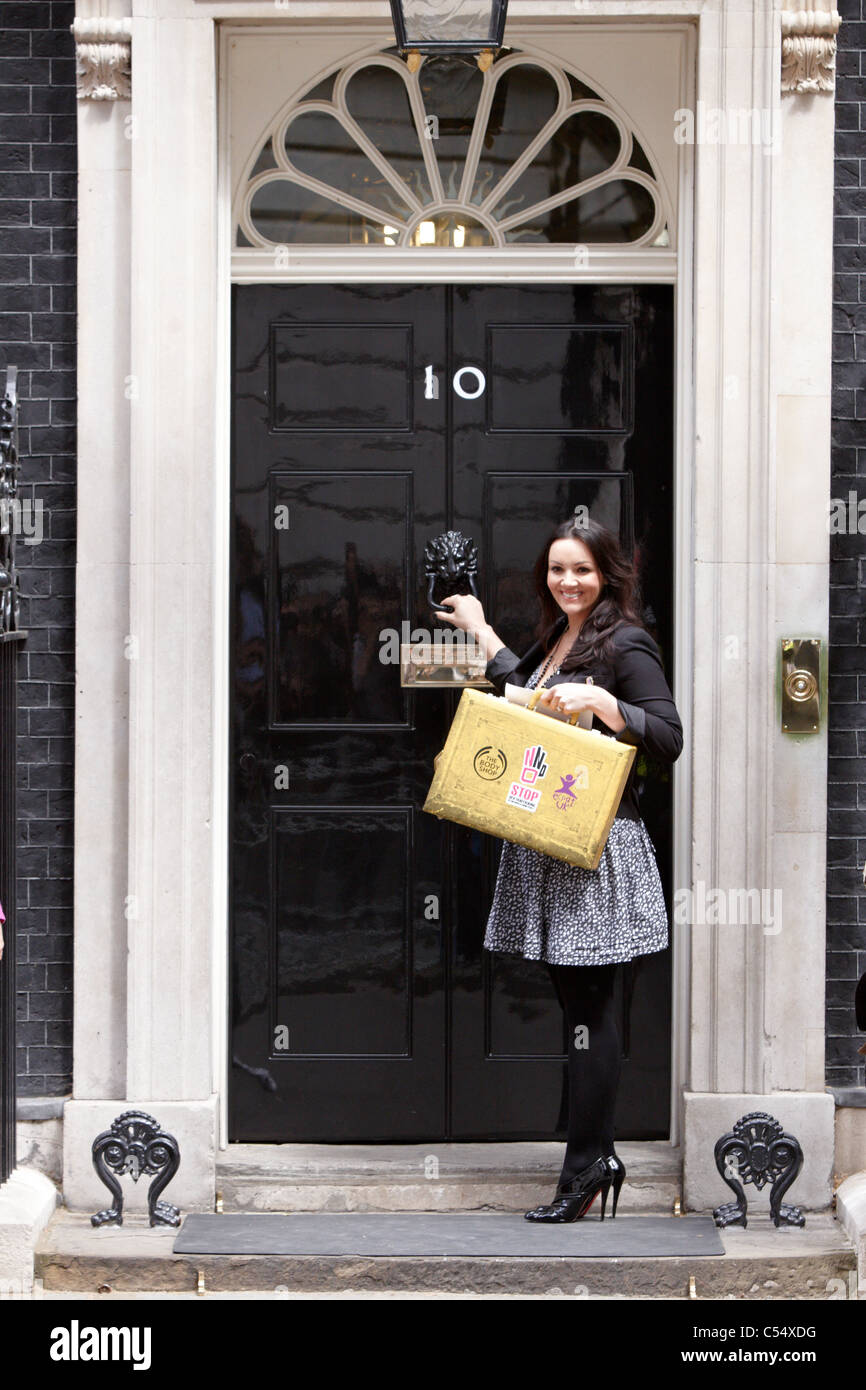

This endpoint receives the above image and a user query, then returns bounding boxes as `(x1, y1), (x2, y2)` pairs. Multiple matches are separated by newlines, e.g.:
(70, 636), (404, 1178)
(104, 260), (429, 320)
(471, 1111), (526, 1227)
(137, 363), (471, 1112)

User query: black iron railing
(0, 365), (26, 1187)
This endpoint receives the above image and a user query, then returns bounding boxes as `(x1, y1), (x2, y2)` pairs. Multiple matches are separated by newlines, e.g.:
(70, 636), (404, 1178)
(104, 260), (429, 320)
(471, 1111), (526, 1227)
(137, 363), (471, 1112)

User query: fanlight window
(235, 50), (670, 250)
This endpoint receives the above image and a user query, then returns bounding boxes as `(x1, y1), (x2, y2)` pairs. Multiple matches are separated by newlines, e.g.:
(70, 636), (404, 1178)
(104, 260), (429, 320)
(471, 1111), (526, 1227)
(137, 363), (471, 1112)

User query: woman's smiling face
(547, 537), (603, 623)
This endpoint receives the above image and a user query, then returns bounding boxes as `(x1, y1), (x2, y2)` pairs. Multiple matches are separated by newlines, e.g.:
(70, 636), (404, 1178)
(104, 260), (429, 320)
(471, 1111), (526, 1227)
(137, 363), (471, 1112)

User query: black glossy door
(230, 282), (674, 1142)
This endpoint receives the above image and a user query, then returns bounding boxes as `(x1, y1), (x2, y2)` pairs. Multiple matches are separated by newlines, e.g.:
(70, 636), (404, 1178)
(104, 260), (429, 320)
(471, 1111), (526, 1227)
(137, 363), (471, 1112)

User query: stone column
(64, 8), (218, 1213)
(682, 0), (837, 1211)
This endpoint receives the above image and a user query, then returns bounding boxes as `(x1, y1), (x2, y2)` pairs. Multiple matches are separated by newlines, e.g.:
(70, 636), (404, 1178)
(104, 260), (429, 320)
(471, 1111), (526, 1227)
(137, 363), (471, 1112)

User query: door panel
(231, 284), (448, 1141)
(272, 806), (412, 1055)
(270, 323), (414, 432)
(449, 283), (674, 1139)
(485, 325), (632, 434)
(230, 281), (674, 1143)
(270, 471), (412, 726)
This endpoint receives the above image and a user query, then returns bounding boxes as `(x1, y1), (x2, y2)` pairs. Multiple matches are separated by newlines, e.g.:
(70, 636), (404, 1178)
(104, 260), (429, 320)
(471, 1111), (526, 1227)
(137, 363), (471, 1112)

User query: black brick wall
(828, 0), (866, 1088)
(0, 0), (75, 1097)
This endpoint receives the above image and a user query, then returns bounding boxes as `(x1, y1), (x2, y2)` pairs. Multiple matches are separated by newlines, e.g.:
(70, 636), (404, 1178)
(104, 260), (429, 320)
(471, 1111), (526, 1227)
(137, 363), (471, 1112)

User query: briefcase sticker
(503, 743), (550, 812)
(552, 766), (590, 811)
(473, 746), (507, 780)
(519, 744), (549, 785)
(506, 782), (542, 813)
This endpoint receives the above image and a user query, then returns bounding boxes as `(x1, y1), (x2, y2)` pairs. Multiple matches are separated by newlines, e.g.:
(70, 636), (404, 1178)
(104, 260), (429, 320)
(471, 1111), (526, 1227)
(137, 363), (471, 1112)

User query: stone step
(215, 1140), (681, 1213)
(35, 1209), (858, 1298)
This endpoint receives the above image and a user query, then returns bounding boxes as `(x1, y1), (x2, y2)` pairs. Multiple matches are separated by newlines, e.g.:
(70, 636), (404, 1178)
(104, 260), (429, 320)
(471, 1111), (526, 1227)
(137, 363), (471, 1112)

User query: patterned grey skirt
(482, 658), (670, 967)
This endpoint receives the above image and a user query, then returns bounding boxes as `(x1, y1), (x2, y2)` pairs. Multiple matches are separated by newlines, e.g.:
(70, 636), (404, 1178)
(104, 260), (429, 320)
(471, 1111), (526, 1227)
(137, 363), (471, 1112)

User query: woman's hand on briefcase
(536, 681), (626, 733)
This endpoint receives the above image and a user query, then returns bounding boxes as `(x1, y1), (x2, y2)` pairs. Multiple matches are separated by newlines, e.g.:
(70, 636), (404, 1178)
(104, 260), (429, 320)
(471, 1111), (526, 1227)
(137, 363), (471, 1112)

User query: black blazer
(483, 614), (683, 823)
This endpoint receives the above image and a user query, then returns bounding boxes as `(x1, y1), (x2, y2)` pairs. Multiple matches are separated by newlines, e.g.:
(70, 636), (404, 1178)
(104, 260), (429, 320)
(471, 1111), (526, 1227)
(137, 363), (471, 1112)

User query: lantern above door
(389, 0), (508, 55)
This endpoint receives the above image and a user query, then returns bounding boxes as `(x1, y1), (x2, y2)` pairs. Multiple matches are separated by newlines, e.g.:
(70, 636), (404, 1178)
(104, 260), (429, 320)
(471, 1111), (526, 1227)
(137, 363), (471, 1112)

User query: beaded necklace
(534, 626), (573, 687)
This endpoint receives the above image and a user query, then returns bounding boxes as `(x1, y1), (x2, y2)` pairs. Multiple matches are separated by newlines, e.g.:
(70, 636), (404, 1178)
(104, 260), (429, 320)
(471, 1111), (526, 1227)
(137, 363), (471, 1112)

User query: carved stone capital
(781, 6), (841, 94)
(71, 17), (132, 102)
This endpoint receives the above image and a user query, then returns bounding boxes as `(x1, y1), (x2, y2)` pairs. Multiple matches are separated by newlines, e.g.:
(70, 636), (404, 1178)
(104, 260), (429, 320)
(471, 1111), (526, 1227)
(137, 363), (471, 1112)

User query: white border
(215, 18), (694, 1153)
(670, 21), (694, 1153)
(232, 246), (678, 283)
(214, 16), (232, 1154)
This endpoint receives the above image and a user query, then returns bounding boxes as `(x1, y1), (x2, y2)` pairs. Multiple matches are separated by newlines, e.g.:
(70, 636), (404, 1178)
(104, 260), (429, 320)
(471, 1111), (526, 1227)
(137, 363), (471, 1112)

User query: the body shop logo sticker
(520, 744), (548, 785)
(506, 782), (542, 813)
(552, 766), (589, 810)
(473, 746), (507, 780)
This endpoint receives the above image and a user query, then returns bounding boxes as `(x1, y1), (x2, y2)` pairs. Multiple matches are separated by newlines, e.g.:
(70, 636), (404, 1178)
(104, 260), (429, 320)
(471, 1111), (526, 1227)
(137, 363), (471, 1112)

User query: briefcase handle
(526, 675), (594, 730)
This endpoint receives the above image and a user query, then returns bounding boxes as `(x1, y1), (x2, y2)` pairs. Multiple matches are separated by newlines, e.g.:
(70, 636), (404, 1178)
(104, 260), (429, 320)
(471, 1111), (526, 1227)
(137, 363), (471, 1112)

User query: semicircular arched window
(235, 49), (670, 250)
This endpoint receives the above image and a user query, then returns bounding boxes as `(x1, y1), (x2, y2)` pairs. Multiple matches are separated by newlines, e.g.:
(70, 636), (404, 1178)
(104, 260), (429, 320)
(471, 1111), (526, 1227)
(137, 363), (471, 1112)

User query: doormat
(173, 1213), (724, 1258)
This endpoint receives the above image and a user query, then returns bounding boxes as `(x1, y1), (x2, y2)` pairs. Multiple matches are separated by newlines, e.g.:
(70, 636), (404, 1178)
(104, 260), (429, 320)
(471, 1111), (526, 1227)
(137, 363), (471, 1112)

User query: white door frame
(66, 0), (837, 1213)
(215, 18), (696, 1152)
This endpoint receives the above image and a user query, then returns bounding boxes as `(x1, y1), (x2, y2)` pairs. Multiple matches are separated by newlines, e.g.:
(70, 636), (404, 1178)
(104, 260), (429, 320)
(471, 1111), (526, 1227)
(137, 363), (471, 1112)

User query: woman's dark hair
(533, 517), (644, 673)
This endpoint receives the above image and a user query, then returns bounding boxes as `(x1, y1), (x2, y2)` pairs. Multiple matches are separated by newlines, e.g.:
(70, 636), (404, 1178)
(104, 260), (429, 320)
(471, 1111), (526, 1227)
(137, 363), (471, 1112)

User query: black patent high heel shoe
(604, 1151), (626, 1218)
(524, 1156), (612, 1223)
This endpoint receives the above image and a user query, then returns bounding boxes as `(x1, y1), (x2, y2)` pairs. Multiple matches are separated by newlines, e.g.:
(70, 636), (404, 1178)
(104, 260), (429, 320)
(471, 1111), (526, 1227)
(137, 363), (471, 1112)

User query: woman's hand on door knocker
(436, 593), (486, 634)
(536, 681), (626, 733)
(436, 594), (507, 665)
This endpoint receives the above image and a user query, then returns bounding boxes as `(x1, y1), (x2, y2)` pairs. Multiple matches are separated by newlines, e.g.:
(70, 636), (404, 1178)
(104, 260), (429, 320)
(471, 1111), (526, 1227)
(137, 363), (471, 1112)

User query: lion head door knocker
(401, 530), (490, 687)
(712, 1111), (805, 1229)
(424, 529), (480, 624)
(90, 1110), (181, 1228)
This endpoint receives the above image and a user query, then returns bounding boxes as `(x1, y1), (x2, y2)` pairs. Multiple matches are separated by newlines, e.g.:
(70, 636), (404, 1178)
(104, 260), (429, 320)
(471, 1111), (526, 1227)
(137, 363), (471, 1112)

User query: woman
(438, 517), (683, 1223)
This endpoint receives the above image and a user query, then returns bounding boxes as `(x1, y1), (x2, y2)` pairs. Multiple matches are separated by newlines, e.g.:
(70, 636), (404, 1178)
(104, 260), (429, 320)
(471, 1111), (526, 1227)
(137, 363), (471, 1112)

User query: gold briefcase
(423, 686), (637, 870)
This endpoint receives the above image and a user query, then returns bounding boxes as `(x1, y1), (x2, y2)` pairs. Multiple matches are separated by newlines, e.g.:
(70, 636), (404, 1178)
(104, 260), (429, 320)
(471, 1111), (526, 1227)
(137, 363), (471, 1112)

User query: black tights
(546, 960), (621, 1187)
